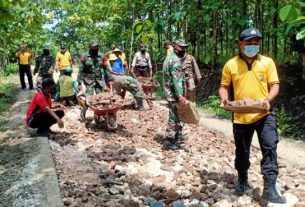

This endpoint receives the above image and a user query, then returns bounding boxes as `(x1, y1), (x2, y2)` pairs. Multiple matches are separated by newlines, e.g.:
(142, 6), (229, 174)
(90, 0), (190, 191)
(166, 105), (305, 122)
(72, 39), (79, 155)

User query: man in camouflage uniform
(179, 43), (202, 102)
(108, 54), (152, 110)
(77, 41), (107, 121)
(162, 39), (188, 150)
(34, 45), (55, 87)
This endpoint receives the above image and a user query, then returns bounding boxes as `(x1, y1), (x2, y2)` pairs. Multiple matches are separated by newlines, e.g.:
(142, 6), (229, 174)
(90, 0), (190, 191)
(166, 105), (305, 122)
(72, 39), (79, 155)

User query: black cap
(239, 28), (262, 41)
(60, 43), (66, 49)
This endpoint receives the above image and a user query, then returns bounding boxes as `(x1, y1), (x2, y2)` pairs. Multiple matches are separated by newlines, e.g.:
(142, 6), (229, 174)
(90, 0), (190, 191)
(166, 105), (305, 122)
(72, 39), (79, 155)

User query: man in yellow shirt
(219, 28), (286, 204)
(16, 44), (34, 90)
(55, 43), (73, 76)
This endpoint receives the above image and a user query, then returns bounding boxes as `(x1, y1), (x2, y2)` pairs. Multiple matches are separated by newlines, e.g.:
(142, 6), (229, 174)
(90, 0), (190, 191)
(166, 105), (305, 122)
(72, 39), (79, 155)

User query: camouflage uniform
(112, 75), (146, 99)
(78, 53), (106, 96)
(181, 54), (202, 102)
(34, 54), (55, 85)
(78, 51), (107, 120)
(162, 52), (186, 140)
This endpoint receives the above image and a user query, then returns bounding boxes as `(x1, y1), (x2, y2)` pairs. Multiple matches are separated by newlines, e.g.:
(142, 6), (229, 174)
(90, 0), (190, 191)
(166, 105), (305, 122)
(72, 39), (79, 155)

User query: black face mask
(89, 49), (98, 57)
(43, 49), (49, 55)
(175, 50), (186, 58)
(141, 49), (146, 53)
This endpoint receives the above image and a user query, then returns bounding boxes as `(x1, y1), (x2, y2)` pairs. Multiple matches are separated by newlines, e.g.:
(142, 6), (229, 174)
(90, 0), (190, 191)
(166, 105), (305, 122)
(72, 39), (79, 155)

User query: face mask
(43, 49), (49, 55)
(141, 49), (146, 53)
(89, 49), (98, 57)
(243, 45), (259, 58)
(175, 50), (186, 58)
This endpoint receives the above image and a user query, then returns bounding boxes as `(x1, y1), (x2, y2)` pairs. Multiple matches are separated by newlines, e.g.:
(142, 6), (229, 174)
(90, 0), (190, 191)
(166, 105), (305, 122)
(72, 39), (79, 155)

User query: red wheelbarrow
(139, 78), (160, 95)
(89, 104), (122, 131)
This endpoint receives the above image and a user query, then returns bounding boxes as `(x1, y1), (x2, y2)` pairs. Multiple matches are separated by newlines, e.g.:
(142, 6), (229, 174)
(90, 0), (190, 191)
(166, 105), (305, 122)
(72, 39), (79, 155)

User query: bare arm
(264, 83), (280, 111)
(44, 106), (64, 128)
(219, 85), (230, 105)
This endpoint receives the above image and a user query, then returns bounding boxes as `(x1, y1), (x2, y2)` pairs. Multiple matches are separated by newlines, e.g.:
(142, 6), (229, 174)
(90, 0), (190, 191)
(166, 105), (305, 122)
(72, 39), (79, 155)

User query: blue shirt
(111, 58), (125, 74)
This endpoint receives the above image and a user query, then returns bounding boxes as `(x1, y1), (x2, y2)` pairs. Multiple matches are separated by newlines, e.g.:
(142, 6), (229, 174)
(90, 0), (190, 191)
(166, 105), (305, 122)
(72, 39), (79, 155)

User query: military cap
(239, 28), (262, 41)
(60, 43), (66, 49)
(89, 40), (99, 47)
(43, 45), (49, 50)
(65, 66), (72, 73)
(175, 39), (188, 47)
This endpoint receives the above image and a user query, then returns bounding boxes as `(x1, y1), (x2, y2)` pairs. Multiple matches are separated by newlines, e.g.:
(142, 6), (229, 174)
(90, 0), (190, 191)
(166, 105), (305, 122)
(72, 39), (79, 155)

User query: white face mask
(243, 45), (260, 58)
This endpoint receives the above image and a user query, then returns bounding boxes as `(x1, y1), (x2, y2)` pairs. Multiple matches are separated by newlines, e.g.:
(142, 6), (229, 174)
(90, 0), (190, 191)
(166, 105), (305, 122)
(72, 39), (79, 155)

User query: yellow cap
(109, 54), (117, 61)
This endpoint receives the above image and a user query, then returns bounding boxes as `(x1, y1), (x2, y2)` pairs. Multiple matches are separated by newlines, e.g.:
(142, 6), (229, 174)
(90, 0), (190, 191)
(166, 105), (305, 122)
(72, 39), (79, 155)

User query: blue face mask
(243, 45), (260, 58)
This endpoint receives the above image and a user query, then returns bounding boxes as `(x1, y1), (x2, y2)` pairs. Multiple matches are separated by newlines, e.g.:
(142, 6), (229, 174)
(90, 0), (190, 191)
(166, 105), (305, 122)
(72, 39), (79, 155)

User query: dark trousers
(233, 114), (279, 176)
(28, 110), (65, 130)
(135, 67), (150, 77)
(19, 64), (33, 89)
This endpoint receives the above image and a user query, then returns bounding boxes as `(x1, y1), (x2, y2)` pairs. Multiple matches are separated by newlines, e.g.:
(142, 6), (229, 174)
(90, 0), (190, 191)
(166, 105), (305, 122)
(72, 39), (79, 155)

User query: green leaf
(144, 19), (152, 28)
(296, 29), (305, 40)
(135, 23), (143, 34)
(299, 2), (305, 8)
(279, 5), (300, 22)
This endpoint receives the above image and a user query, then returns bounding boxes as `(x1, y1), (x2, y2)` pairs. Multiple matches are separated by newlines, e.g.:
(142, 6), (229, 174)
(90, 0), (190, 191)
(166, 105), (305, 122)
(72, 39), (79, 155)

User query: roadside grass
(0, 74), (19, 132)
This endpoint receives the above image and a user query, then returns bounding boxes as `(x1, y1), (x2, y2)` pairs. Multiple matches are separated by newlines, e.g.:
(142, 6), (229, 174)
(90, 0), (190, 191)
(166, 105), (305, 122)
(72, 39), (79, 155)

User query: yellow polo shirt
(17, 52), (31, 65)
(221, 55), (279, 124)
(56, 51), (72, 70)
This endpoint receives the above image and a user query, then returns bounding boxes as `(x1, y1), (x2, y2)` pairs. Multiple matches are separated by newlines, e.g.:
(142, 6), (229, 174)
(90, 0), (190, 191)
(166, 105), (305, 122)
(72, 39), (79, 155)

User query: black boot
(262, 175), (286, 204)
(136, 97), (144, 110)
(236, 171), (248, 195)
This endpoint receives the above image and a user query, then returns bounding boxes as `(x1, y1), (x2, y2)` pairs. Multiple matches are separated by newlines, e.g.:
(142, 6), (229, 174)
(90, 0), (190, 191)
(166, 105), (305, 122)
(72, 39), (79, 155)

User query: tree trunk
(272, 0), (278, 58)
(212, 10), (218, 71)
(167, 0), (172, 41)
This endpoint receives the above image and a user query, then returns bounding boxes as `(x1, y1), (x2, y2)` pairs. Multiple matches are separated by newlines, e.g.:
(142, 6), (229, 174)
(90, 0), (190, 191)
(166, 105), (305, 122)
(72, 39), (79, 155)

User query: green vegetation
(200, 96), (231, 119)
(0, 81), (18, 132)
(0, 64), (19, 77)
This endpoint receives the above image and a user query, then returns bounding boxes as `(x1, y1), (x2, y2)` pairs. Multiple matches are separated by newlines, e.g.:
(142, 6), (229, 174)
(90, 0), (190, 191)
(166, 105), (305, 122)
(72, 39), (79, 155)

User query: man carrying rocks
(162, 39), (188, 150)
(219, 28), (286, 204)
(176, 39), (202, 102)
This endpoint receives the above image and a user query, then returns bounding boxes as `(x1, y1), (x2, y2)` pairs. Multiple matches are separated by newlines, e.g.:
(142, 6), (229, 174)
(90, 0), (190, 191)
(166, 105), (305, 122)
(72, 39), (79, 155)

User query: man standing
(175, 39), (202, 102)
(162, 40), (188, 150)
(26, 78), (65, 136)
(131, 44), (153, 78)
(55, 43), (73, 76)
(219, 28), (286, 204)
(77, 41), (106, 121)
(16, 44), (34, 90)
(34, 45), (55, 87)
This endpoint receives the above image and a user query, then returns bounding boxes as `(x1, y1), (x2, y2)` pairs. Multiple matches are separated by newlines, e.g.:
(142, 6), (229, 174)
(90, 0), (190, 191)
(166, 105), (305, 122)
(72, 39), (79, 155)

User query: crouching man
(26, 78), (65, 136)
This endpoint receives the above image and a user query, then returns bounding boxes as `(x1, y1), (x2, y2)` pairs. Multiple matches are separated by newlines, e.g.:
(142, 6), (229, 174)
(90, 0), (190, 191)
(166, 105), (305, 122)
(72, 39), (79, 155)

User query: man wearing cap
(55, 43), (73, 76)
(174, 39), (202, 102)
(34, 45), (55, 87)
(77, 41), (106, 121)
(108, 54), (152, 110)
(219, 28), (286, 204)
(162, 39), (188, 150)
(131, 44), (153, 78)
(16, 44), (34, 90)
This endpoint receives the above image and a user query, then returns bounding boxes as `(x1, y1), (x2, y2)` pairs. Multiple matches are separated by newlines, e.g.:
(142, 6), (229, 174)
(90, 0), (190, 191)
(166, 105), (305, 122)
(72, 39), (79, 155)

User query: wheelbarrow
(89, 104), (122, 131)
(139, 78), (160, 95)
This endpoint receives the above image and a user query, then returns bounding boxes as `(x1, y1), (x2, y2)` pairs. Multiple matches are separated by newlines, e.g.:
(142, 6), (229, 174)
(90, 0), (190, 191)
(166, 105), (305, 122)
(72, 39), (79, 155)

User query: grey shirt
(132, 51), (152, 69)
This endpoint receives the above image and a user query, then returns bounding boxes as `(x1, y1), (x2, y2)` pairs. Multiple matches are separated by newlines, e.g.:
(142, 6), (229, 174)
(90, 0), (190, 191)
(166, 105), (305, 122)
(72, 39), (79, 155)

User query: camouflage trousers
(165, 102), (183, 140)
(36, 74), (53, 86)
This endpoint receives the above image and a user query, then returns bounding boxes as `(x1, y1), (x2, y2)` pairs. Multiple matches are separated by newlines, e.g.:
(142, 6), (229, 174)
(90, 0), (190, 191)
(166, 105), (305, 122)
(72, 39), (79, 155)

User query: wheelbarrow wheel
(94, 114), (100, 126)
(106, 113), (117, 131)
